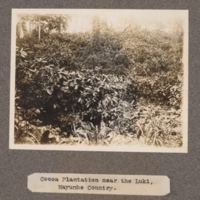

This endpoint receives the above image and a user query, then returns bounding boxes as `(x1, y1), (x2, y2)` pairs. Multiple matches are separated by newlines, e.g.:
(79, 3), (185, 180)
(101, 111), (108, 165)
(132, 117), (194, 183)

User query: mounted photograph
(10, 9), (188, 152)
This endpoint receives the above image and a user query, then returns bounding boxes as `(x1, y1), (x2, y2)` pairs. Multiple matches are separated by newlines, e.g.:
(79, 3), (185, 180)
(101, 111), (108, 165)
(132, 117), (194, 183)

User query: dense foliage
(15, 15), (184, 147)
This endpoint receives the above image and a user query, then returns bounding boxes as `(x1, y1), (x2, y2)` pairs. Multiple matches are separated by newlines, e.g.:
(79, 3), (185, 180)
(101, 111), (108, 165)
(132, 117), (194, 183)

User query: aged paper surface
(28, 173), (170, 196)
(10, 9), (188, 152)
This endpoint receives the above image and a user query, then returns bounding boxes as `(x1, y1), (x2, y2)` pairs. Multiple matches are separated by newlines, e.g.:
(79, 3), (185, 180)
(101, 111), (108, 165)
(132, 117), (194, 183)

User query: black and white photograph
(10, 9), (188, 152)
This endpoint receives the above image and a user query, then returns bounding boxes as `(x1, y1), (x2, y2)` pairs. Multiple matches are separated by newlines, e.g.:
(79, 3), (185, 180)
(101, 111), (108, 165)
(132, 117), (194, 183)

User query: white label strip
(28, 173), (170, 196)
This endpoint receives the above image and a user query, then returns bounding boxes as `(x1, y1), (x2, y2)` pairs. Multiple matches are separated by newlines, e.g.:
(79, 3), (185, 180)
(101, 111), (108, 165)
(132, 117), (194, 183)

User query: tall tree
(17, 14), (71, 40)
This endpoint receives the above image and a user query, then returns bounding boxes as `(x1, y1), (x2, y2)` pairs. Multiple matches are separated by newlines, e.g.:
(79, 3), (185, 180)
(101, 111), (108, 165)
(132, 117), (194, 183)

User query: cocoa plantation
(14, 13), (184, 148)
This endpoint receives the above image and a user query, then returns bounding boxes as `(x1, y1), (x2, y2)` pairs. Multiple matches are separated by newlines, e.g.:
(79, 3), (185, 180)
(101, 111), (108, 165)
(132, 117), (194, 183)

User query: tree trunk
(17, 22), (24, 39)
(29, 20), (32, 36)
(59, 23), (61, 33)
(59, 16), (62, 33)
(38, 19), (41, 41)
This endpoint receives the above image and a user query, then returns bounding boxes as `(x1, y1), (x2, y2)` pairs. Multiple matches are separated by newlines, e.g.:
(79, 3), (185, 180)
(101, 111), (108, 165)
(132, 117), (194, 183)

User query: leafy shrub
(15, 22), (184, 147)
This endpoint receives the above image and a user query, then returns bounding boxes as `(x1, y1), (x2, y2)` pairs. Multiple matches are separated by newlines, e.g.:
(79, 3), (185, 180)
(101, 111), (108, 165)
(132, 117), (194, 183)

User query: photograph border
(9, 9), (189, 153)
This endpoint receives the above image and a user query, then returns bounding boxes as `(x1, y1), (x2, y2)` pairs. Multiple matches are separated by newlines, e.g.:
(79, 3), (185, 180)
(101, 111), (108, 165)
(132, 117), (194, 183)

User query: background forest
(14, 13), (184, 147)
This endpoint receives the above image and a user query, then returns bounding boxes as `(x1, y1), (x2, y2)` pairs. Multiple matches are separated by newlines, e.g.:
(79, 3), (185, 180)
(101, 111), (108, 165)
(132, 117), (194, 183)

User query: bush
(15, 24), (184, 146)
